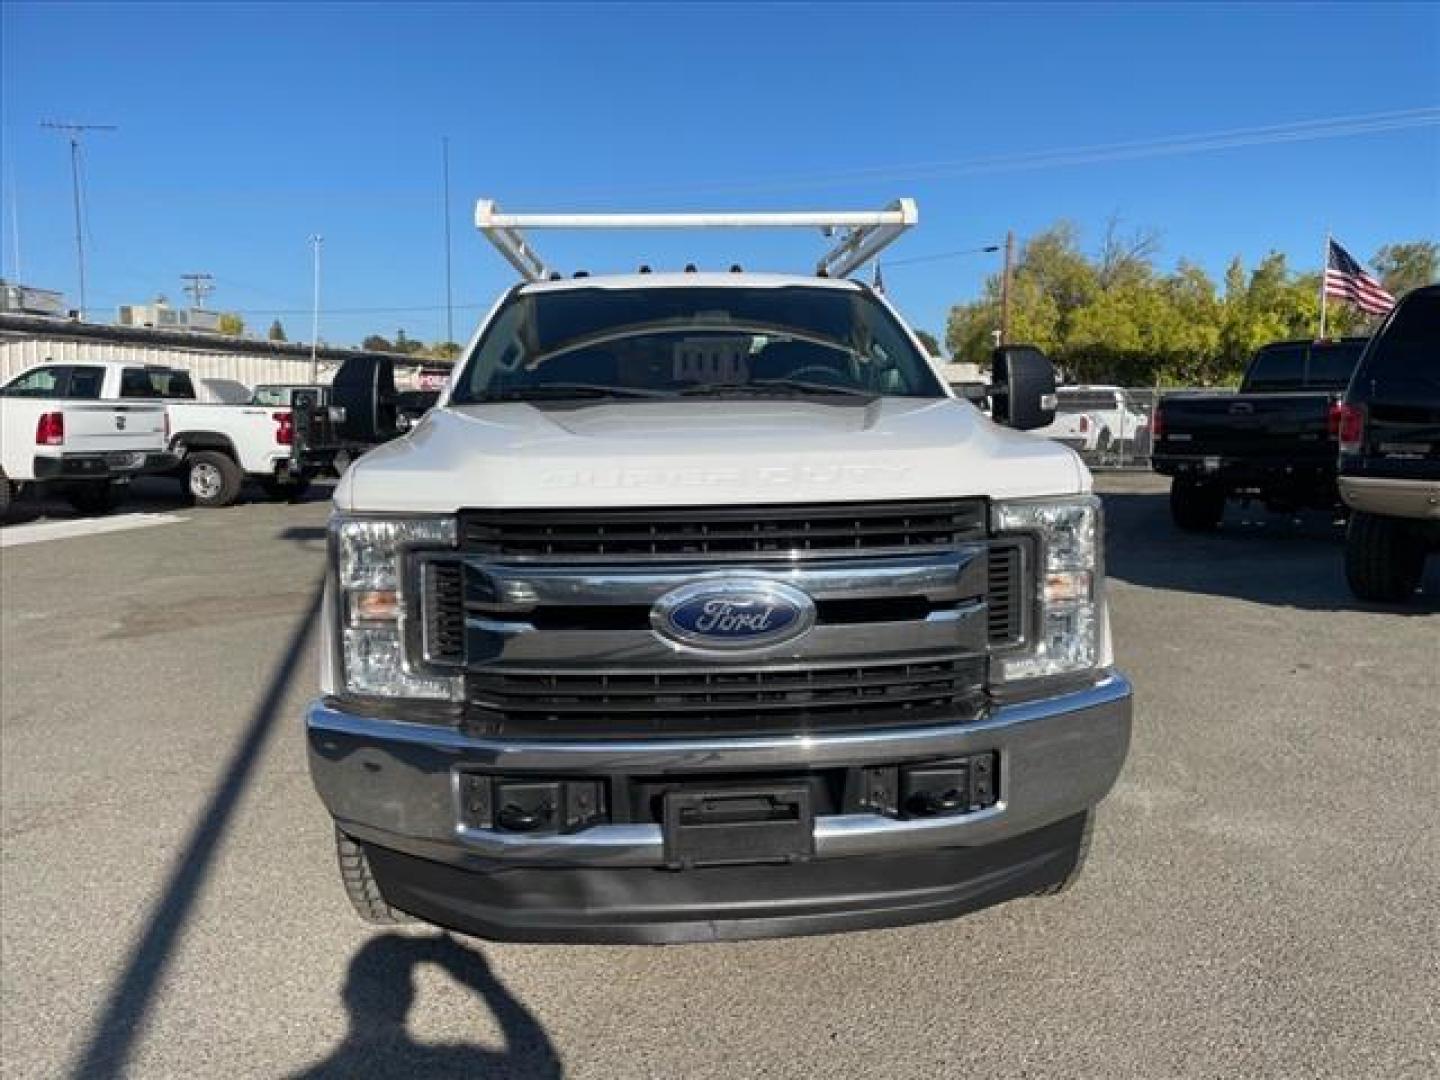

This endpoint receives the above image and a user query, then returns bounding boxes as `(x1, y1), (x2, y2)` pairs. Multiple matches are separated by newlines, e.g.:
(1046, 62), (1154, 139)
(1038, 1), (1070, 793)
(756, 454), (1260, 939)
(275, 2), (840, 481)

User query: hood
(333, 398), (1088, 513)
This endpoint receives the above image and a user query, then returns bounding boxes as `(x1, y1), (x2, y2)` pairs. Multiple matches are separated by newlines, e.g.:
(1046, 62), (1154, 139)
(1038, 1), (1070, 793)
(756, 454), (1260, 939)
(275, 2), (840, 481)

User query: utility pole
(442, 136), (454, 345)
(309, 234), (323, 383)
(41, 121), (117, 321)
(180, 272), (214, 310)
(999, 229), (1015, 346)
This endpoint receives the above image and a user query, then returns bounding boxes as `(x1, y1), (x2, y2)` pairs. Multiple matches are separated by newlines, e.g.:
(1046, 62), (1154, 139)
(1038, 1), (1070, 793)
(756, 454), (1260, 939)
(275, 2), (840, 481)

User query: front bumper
(307, 673), (1132, 941)
(32, 451), (179, 481)
(1338, 475), (1440, 521)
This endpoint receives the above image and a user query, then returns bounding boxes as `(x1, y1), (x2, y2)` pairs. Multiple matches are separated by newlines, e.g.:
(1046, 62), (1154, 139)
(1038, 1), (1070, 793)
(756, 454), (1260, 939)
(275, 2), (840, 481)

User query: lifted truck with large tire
(1151, 337), (1368, 530)
(1336, 285), (1440, 601)
(304, 200), (1133, 943)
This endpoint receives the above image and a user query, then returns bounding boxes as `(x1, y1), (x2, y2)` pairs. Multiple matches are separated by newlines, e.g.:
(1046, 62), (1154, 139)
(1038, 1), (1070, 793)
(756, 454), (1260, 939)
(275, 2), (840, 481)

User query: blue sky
(2, 2), (1436, 348)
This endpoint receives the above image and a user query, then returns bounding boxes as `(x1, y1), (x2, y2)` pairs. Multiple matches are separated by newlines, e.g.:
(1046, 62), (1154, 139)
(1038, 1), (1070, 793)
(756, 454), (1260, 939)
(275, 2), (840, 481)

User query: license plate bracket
(662, 787), (814, 869)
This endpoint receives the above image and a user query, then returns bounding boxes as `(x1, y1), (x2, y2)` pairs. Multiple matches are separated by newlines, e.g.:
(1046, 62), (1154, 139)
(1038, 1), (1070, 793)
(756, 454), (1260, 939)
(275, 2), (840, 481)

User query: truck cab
(305, 201), (1133, 942)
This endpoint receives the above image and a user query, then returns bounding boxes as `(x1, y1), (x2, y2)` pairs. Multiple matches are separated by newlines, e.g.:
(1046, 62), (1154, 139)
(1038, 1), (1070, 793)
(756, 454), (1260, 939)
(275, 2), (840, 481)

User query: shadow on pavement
(3, 476), (335, 527)
(1102, 490), (1440, 614)
(69, 584), (324, 1080)
(291, 934), (563, 1080)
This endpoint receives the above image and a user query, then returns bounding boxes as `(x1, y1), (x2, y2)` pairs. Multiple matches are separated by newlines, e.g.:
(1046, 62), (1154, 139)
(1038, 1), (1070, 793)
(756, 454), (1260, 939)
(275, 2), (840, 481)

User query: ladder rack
(474, 198), (918, 283)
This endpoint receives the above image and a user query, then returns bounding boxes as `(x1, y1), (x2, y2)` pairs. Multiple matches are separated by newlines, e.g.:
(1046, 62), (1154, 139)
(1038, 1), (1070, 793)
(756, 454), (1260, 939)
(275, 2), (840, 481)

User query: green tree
(913, 329), (942, 355)
(216, 312), (245, 336)
(392, 329), (427, 356)
(1372, 242), (1439, 298)
(361, 334), (393, 352)
(267, 319), (287, 342)
(429, 341), (463, 360)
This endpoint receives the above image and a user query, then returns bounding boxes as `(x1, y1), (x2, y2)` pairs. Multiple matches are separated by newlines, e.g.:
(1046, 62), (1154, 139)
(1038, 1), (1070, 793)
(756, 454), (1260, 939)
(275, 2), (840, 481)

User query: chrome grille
(465, 657), (987, 738)
(459, 499), (986, 560)
(423, 561), (466, 664)
(987, 543), (1024, 645)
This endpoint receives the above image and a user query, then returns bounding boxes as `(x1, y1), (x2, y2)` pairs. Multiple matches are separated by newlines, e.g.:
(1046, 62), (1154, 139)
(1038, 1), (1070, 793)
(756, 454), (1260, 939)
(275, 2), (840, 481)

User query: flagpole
(1318, 230), (1330, 340)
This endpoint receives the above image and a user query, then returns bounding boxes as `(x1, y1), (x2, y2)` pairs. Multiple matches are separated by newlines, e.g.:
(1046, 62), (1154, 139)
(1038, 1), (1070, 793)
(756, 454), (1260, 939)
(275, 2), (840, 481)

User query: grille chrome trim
(460, 499), (986, 562)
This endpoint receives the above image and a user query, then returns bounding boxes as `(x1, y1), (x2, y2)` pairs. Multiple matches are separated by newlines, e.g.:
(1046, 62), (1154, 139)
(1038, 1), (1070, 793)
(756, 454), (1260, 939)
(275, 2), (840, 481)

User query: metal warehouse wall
(0, 337), (344, 402)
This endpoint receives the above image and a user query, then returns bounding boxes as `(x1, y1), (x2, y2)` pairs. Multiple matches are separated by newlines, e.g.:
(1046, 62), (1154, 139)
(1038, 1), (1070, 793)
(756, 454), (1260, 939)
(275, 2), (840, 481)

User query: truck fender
(171, 430), (238, 463)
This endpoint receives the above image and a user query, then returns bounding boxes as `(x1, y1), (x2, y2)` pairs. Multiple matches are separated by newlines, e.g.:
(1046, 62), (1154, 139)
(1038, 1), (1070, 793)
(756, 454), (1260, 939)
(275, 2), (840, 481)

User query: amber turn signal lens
(351, 589), (400, 621)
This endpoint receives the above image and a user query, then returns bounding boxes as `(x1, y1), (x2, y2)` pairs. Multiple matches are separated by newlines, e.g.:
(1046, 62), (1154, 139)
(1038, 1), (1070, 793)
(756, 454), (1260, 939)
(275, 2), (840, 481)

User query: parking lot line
(0, 513), (188, 549)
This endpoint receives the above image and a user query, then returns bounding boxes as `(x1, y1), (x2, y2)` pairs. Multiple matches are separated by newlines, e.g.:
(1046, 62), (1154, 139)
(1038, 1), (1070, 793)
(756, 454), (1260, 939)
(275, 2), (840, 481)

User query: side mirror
(990, 345), (1057, 431)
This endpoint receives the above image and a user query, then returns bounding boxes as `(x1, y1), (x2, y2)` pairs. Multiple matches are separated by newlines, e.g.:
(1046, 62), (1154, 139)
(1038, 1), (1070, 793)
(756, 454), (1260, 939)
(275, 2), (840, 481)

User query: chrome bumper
(308, 673), (1132, 869)
(1338, 476), (1440, 521)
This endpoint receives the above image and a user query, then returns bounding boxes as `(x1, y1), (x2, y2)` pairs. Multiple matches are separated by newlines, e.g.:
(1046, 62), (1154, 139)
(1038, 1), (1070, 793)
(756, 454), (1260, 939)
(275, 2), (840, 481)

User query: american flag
(1324, 239), (1395, 315)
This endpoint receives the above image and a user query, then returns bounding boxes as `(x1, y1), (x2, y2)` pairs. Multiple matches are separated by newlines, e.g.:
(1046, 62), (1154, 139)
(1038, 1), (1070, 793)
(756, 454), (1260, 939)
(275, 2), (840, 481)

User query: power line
(884, 244), (1002, 268)
(180, 272), (214, 309)
(535, 106), (1440, 202)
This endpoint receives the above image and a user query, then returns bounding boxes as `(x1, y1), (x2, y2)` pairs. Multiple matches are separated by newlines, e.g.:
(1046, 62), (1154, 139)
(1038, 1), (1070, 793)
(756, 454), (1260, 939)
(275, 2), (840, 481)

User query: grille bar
(987, 543), (1023, 646)
(460, 499), (986, 560)
(465, 657), (986, 737)
(423, 560), (466, 664)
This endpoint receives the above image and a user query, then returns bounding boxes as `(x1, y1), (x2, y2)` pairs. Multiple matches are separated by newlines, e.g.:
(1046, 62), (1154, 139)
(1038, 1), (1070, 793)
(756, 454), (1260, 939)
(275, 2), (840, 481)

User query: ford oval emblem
(651, 579), (816, 652)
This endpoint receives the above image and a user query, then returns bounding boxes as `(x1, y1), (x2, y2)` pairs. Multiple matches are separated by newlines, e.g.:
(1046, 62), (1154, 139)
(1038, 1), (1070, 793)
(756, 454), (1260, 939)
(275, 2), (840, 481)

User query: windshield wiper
(678, 379), (876, 398)
(477, 384), (670, 402)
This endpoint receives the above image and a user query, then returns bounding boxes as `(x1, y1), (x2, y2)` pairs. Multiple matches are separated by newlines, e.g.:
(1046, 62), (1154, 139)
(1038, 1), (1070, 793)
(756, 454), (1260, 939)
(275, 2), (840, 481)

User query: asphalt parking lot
(1, 472), (1437, 1079)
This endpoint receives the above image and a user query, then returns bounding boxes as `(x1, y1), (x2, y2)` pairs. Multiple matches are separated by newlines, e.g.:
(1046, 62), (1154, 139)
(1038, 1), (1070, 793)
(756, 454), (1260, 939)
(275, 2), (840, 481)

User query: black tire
(1345, 511), (1426, 602)
(67, 481), (119, 516)
(186, 451), (244, 508)
(1170, 478), (1226, 532)
(1034, 810), (1095, 896)
(0, 472), (12, 523)
(261, 475), (312, 502)
(334, 827), (413, 925)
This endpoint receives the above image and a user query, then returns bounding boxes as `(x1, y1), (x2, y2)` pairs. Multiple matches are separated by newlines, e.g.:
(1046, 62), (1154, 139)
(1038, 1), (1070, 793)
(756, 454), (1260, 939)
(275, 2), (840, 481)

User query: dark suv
(1337, 285), (1440, 601)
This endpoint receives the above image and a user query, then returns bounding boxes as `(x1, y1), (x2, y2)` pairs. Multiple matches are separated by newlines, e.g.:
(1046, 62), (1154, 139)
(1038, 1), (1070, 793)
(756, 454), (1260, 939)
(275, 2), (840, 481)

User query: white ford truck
(1, 364), (174, 518)
(306, 201), (1133, 942)
(1, 361), (315, 507)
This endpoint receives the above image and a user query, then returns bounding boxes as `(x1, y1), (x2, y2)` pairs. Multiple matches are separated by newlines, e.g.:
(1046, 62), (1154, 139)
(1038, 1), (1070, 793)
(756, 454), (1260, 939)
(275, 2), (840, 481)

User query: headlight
(332, 515), (460, 700)
(992, 496), (1101, 682)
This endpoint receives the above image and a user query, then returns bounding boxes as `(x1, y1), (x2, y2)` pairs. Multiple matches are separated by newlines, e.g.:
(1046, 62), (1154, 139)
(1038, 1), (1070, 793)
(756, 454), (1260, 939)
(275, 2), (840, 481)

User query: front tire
(334, 828), (413, 925)
(67, 481), (119, 516)
(186, 451), (243, 508)
(1170, 478), (1226, 532)
(1345, 511), (1426, 602)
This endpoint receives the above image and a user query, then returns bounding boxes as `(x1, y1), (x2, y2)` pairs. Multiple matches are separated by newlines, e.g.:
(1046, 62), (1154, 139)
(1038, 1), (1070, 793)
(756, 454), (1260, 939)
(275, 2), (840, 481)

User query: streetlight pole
(999, 229), (1015, 346)
(309, 234), (323, 383)
(442, 136), (454, 346)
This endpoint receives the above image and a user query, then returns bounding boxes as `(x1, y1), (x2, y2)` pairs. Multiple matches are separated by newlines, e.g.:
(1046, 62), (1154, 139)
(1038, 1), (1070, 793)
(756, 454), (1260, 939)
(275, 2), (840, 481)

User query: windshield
(1244, 341), (1365, 392)
(120, 367), (196, 399)
(251, 386), (296, 406)
(1355, 290), (1439, 387)
(450, 286), (945, 403)
(1057, 391), (1120, 413)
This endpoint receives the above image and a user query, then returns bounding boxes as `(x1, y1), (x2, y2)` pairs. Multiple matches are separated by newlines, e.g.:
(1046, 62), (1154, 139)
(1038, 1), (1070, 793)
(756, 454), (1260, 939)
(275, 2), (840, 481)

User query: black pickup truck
(1151, 337), (1368, 530)
(1337, 285), (1439, 601)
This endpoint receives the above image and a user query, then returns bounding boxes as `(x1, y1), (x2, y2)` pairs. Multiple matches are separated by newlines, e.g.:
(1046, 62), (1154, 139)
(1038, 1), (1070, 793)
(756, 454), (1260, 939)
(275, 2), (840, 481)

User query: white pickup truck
(305, 201), (1133, 943)
(1, 361), (314, 507)
(1, 364), (175, 517)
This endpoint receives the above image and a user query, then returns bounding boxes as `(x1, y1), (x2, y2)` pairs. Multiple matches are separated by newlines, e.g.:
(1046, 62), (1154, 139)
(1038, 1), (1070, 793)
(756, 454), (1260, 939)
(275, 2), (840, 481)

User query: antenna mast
(40, 120), (117, 321)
